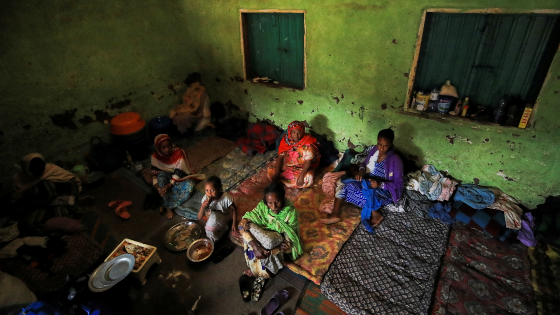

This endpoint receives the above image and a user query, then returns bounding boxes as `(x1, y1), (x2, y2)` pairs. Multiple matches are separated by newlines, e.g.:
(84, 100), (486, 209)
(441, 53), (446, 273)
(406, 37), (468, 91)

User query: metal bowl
(164, 221), (202, 252)
(186, 238), (214, 262)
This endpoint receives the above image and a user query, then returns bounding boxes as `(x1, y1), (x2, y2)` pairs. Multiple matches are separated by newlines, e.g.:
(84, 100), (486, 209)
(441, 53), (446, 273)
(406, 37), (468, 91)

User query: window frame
(239, 9), (307, 90)
(404, 8), (560, 129)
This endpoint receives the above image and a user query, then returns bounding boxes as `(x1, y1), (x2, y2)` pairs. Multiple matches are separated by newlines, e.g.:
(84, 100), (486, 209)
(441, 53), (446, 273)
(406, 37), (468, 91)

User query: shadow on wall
(309, 114), (336, 142)
(395, 122), (424, 168)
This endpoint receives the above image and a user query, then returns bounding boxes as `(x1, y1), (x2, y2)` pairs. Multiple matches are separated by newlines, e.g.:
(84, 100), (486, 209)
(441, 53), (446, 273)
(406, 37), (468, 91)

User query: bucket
(437, 96), (456, 114)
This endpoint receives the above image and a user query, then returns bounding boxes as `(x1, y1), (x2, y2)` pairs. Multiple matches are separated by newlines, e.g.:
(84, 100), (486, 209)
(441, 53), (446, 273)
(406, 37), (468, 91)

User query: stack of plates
(88, 254), (135, 292)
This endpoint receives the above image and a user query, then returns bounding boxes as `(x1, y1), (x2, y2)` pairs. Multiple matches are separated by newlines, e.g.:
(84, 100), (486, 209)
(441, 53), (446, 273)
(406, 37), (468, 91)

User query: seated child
(198, 176), (237, 243)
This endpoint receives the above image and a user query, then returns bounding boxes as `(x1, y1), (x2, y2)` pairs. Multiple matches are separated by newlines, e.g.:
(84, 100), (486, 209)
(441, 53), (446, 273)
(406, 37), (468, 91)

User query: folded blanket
(319, 171), (345, 214)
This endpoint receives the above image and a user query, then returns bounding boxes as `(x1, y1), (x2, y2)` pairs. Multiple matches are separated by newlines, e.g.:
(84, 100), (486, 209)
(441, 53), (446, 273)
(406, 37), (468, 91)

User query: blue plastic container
(149, 116), (174, 142)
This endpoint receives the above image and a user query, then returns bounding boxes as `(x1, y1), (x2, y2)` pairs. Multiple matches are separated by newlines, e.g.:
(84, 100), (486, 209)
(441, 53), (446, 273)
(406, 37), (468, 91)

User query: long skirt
(336, 180), (393, 208)
(267, 165), (314, 188)
(157, 172), (195, 209)
(240, 222), (285, 278)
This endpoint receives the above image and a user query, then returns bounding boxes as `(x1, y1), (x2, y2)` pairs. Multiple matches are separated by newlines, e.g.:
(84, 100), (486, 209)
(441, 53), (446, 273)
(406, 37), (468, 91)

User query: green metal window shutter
(415, 13), (560, 108)
(246, 13), (305, 89)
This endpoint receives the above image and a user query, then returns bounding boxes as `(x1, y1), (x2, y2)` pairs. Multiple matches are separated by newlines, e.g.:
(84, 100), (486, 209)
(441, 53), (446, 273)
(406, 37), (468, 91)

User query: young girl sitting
(238, 182), (303, 279)
(198, 176), (237, 243)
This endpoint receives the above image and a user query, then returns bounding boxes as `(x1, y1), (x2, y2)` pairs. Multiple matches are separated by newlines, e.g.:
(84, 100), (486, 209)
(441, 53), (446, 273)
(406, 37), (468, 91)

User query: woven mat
(184, 136), (236, 174)
(295, 281), (346, 315)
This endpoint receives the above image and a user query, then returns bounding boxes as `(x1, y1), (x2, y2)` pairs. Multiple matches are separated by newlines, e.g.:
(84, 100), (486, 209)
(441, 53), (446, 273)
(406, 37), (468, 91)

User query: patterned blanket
(321, 212), (449, 314)
(431, 222), (535, 315)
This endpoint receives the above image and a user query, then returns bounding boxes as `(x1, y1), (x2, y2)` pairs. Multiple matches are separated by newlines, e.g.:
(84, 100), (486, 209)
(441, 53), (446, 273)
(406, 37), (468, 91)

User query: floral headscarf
(278, 121), (319, 155)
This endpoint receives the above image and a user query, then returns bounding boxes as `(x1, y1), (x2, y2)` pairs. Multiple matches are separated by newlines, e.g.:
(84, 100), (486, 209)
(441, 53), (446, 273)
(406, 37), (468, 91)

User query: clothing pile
(236, 122), (282, 156)
(406, 164), (458, 201)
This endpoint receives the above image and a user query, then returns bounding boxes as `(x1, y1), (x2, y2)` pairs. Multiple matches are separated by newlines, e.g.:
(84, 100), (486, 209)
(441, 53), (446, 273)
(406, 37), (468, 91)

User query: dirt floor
(78, 132), (305, 315)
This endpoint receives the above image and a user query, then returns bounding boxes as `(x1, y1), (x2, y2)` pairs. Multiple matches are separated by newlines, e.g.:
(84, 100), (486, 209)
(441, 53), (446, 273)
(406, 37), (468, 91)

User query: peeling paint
(392, 39), (397, 44)
(94, 110), (113, 123)
(109, 99), (131, 110)
(347, 139), (356, 149)
(78, 115), (95, 125)
(167, 84), (176, 94)
(496, 170), (514, 181)
(359, 105), (365, 121)
(50, 109), (78, 130)
(403, 73), (409, 78)
(482, 138), (490, 143)
(381, 103), (388, 110)
(445, 134), (456, 144)
(341, 93), (344, 99)
(511, 133), (520, 137)
(269, 112), (274, 117)
(333, 96), (340, 104)
(297, 100), (303, 105)
(473, 178), (480, 185)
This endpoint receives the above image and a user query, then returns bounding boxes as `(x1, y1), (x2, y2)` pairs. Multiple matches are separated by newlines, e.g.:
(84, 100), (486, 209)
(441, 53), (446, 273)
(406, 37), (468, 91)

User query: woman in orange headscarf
(267, 121), (320, 188)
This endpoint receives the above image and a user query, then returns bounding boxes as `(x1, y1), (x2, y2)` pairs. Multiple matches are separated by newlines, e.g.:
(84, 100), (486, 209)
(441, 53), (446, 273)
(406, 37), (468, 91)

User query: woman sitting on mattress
(320, 128), (404, 231)
(238, 182), (302, 297)
(151, 134), (203, 219)
(268, 120), (320, 188)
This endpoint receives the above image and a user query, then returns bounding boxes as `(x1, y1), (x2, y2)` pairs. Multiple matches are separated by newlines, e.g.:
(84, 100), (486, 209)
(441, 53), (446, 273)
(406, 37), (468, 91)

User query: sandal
(239, 274), (252, 302)
(260, 289), (289, 315)
(115, 207), (131, 219)
(251, 277), (266, 302)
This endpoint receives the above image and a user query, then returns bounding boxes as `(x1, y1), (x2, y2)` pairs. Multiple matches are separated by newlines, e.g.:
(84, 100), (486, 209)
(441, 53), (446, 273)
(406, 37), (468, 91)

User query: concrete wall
(1, 0), (559, 207)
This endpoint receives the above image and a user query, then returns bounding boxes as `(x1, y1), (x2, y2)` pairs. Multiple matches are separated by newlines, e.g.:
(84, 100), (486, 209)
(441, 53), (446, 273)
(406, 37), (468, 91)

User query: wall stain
(347, 139), (356, 149)
(94, 110), (113, 123)
(403, 73), (409, 78)
(392, 39), (398, 44)
(359, 105), (365, 121)
(483, 138), (490, 143)
(110, 99), (131, 110)
(473, 178), (480, 185)
(341, 93), (344, 99)
(446, 134), (456, 144)
(167, 84), (176, 95)
(381, 103), (388, 110)
(511, 133), (520, 137)
(269, 112), (274, 117)
(333, 96), (340, 104)
(408, 154), (418, 161)
(50, 109), (78, 130)
(297, 100), (303, 105)
(497, 170), (514, 181)
(78, 115), (95, 125)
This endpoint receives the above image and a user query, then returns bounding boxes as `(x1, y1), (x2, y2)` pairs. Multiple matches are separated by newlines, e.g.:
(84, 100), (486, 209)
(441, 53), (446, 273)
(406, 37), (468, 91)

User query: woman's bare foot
(243, 269), (254, 277)
(320, 217), (341, 224)
(165, 208), (173, 219)
(370, 211), (384, 227)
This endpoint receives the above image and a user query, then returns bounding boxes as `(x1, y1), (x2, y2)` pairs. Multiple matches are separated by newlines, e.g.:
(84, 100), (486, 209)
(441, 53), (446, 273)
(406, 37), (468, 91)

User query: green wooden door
(246, 13), (305, 89)
(415, 13), (560, 108)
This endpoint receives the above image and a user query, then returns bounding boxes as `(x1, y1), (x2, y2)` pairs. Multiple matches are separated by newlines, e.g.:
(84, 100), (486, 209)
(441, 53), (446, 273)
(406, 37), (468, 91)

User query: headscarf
(12, 153), (81, 202)
(242, 200), (303, 260)
(150, 134), (204, 182)
(278, 121), (319, 155)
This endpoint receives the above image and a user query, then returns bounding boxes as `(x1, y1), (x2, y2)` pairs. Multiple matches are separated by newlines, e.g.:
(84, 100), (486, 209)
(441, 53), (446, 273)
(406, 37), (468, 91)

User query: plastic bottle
(461, 97), (469, 116)
(410, 90), (417, 109)
(416, 91), (428, 111)
(450, 99), (462, 115)
(427, 87), (439, 112)
(494, 97), (508, 124)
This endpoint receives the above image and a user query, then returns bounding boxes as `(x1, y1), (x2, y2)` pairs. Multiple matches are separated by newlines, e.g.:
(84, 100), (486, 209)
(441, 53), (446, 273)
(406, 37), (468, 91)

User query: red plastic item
(110, 112), (146, 135)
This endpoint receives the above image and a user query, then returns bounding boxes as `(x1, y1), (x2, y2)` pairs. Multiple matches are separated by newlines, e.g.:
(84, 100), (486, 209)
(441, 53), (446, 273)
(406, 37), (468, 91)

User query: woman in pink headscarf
(267, 121), (320, 188)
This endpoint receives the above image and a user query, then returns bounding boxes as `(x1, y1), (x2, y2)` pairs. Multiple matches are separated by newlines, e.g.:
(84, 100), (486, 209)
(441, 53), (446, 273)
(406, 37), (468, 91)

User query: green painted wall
(1, 0), (559, 207)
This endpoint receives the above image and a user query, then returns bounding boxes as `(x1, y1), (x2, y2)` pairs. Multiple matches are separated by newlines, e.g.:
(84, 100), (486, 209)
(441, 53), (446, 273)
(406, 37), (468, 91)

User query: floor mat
(322, 212), (450, 314)
(184, 135), (236, 174)
(431, 222), (535, 315)
(285, 180), (362, 285)
(528, 243), (560, 315)
(295, 281), (346, 315)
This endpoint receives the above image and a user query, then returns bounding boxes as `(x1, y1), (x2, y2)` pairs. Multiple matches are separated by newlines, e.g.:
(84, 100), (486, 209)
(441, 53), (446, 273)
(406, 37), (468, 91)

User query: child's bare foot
(243, 269), (254, 277)
(165, 208), (174, 219)
(320, 217), (341, 224)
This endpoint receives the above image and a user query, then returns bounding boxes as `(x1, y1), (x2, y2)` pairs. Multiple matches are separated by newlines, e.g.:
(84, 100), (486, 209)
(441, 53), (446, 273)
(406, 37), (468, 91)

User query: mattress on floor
(321, 211), (450, 314)
(284, 183), (362, 285)
(431, 221), (535, 315)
